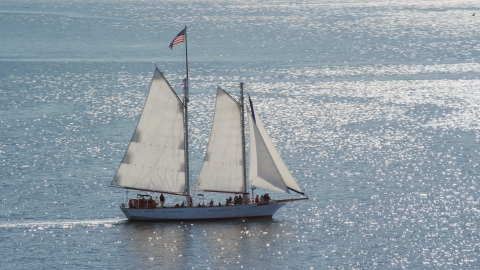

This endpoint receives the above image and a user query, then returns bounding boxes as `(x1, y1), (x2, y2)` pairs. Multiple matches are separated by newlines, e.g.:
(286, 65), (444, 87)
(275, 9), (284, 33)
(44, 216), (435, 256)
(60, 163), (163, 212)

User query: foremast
(239, 82), (247, 195)
(111, 26), (192, 200)
(183, 26), (191, 204)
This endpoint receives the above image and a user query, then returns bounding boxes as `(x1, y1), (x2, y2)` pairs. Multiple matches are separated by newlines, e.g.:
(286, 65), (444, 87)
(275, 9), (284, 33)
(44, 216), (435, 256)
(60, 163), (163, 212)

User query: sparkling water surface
(1, 0), (480, 268)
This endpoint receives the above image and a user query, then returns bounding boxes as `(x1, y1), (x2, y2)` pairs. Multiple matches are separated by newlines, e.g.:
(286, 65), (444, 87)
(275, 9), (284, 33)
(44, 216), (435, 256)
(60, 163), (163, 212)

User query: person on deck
(148, 196), (155, 209)
(255, 195), (259, 203)
(188, 196), (193, 207)
(140, 197), (146, 208)
(155, 196), (160, 207)
(129, 198), (134, 208)
(160, 194), (165, 207)
(209, 199), (214, 206)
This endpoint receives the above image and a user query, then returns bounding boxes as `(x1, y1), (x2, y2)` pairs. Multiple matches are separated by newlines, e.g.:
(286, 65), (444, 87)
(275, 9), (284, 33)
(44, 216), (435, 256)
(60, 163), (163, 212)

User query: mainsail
(111, 68), (186, 194)
(196, 87), (245, 193)
(247, 102), (305, 195)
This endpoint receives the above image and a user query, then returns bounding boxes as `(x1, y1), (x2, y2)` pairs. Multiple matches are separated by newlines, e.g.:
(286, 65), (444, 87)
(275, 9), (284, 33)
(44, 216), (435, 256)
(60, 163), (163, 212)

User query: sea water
(1, 0), (480, 268)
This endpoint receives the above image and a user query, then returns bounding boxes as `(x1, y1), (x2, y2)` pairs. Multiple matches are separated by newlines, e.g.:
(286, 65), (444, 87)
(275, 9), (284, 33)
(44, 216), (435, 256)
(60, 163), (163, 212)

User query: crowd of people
(128, 193), (273, 209)
(254, 193), (271, 203)
(224, 195), (245, 205)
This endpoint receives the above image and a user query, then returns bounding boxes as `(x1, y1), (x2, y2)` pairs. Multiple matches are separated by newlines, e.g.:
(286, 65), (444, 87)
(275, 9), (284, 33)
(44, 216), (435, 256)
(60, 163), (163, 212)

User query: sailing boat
(110, 27), (308, 221)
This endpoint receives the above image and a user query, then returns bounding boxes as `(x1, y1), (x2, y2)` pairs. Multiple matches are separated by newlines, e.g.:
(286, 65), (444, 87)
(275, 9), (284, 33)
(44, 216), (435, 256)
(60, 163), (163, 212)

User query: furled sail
(111, 68), (186, 194)
(196, 87), (245, 193)
(247, 104), (304, 195)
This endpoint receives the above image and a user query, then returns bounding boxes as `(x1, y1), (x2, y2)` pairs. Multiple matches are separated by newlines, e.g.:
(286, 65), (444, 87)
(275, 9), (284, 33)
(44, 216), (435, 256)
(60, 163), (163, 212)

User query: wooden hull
(120, 201), (286, 221)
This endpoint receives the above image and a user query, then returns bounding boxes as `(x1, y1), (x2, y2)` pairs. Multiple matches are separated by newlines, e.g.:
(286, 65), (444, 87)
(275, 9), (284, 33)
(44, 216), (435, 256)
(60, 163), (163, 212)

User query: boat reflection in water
(117, 218), (284, 268)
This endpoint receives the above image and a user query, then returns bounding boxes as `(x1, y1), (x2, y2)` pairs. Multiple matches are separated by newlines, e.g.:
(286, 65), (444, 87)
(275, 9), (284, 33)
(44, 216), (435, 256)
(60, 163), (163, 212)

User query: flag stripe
(169, 29), (185, 49)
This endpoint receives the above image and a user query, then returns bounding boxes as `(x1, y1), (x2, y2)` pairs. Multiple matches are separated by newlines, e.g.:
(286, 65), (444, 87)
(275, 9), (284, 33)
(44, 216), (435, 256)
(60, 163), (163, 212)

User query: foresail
(111, 68), (186, 194)
(196, 87), (245, 193)
(247, 107), (304, 195)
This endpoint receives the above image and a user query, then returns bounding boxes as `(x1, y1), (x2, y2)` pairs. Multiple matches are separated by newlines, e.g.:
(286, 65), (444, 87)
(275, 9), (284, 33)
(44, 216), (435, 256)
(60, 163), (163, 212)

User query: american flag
(169, 28), (185, 49)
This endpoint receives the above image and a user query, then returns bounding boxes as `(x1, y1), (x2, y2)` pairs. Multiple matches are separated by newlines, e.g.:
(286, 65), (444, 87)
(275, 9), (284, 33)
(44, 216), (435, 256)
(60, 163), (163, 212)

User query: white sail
(111, 68), (186, 194)
(196, 87), (245, 193)
(248, 107), (304, 195)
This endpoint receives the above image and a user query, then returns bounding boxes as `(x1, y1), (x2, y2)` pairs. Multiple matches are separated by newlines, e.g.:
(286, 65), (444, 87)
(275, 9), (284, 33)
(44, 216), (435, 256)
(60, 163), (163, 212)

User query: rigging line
(189, 32), (236, 78)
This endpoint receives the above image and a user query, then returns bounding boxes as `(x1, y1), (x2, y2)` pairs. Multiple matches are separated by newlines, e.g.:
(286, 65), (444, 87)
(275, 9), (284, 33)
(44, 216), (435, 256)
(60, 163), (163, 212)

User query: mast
(239, 82), (247, 194)
(184, 26), (190, 200)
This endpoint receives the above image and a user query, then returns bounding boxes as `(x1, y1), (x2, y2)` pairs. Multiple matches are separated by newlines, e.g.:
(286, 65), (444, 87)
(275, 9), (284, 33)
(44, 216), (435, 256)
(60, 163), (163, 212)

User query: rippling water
(1, 0), (480, 268)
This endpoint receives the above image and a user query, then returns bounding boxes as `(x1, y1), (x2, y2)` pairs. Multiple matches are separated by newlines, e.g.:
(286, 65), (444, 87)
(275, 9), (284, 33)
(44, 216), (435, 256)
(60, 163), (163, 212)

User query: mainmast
(184, 26), (190, 201)
(239, 82), (247, 194)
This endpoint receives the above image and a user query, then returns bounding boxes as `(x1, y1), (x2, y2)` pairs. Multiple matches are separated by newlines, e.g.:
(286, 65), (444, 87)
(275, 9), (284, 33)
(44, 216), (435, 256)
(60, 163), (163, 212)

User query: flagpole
(185, 25), (189, 99)
(183, 25), (191, 205)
